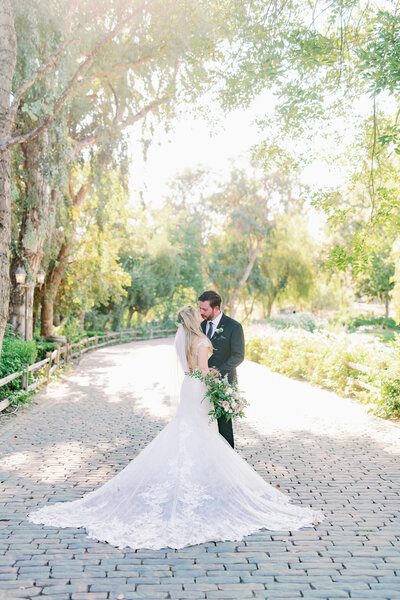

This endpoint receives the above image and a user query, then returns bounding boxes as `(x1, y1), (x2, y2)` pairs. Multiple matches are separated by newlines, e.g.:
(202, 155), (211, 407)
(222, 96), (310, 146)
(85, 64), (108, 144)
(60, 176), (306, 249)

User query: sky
(128, 87), (385, 240)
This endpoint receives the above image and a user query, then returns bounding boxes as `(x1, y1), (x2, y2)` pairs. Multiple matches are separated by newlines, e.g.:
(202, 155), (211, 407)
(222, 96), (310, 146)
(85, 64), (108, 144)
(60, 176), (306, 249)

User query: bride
(28, 305), (324, 550)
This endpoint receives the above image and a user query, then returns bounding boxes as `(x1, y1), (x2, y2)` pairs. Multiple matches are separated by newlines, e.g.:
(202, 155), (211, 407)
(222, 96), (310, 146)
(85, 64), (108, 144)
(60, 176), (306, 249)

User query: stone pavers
(0, 337), (399, 599)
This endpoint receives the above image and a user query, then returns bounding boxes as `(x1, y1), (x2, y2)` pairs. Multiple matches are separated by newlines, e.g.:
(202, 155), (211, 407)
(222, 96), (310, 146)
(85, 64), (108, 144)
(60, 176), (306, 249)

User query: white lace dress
(28, 336), (324, 549)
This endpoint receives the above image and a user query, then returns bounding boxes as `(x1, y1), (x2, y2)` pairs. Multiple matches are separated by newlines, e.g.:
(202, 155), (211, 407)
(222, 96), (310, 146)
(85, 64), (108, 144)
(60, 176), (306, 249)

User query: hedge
(246, 326), (399, 419)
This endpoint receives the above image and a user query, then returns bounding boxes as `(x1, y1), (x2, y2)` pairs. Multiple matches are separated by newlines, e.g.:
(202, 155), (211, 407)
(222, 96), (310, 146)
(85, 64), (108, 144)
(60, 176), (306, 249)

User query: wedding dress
(28, 327), (324, 549)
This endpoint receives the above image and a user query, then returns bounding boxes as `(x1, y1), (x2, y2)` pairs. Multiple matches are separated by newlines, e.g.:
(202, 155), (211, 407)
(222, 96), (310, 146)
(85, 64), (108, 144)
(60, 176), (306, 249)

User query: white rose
(222, 401), (230, 411)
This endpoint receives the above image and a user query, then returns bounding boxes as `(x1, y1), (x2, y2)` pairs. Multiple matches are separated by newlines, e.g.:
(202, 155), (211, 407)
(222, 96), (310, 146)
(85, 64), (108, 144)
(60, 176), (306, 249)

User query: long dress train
(28, 337), (324, 550)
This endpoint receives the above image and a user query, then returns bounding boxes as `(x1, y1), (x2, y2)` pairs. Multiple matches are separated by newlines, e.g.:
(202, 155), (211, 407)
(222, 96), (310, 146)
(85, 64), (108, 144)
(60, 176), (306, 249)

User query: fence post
(95, 334), (98, 348)
(61, 343), (67, 363)
(45, 352), (52, 383)
(55, 345), (60, 370)
(22, 364), (29, 391)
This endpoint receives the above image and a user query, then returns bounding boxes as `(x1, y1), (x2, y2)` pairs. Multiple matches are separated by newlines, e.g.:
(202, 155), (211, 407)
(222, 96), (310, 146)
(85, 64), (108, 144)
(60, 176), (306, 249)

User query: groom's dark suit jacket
(201, 313), (245, 383)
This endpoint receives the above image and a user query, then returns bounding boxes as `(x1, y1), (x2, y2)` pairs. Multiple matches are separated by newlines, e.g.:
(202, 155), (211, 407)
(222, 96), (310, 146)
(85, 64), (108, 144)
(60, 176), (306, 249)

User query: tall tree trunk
(385, 292), (389, 318)
(0, 1), (17, 354)
(40, 177), (88, 337)
(127, 306), (134, 327)
(41, 240), (72, 337)
(226, 240), (263, 318)
(9, 137), (52, 339)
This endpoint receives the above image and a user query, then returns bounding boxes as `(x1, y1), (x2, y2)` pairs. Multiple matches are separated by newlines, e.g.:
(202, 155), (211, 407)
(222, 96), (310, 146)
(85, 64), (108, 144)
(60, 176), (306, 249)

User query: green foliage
(120, 237), (182, 323)
(345, 315), (398, 331)
(354, 248), (394, 311)
(377, 363), (400, 419)
(59, 317), (85, 342)
(358, 11), (400, 97)
(391, 238), (400, 322)
(247, 327), (350, 392)
(0, 336), (37, 373)
(247, 326), (400, 419)
(249, 214), (316, 316)
(6, 389), (34, 408)
(188, 370), (248, 422)
(0, 330), (37, 396)
(35, 340), (56, 361)
(265, 312), (317, 332)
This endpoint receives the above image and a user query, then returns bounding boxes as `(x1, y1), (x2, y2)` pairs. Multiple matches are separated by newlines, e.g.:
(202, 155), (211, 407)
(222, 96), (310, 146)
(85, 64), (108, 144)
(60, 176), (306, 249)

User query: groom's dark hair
(198, 290), (222, 309)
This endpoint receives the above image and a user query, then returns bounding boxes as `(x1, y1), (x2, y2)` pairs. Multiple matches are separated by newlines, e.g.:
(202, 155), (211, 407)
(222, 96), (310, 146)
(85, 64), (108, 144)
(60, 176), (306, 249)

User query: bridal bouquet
(188, 369), (248, 422)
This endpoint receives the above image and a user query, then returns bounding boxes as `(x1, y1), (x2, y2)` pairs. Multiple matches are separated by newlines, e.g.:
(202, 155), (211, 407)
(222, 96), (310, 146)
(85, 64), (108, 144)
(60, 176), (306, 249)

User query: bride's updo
(177, 305), (212, 368)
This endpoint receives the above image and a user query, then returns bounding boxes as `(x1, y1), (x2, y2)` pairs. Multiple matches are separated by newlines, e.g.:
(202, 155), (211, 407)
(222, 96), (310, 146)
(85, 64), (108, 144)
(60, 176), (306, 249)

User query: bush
(35, 340), (56, 361)
(346, 315), (399, 331)
(247, 327), (399, 419)
(59, 317), (85, 341)
(6, 389), (34, 407)
(266, 312), (317, 332)
(0, 333), (37, 396)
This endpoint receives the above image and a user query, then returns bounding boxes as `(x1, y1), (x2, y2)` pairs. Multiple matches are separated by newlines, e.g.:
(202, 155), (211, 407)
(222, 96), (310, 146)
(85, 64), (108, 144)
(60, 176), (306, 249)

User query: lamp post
(15, 266), (46, 340)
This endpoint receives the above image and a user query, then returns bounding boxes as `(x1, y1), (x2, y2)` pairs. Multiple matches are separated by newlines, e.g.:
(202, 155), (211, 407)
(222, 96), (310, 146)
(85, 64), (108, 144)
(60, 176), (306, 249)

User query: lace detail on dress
(197, 340), (211, 348)
(28, 360), (324, 550)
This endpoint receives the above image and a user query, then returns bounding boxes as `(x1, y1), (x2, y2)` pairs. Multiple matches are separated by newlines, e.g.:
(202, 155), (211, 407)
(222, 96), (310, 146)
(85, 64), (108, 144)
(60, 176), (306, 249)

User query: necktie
(207, 322), (213, 339)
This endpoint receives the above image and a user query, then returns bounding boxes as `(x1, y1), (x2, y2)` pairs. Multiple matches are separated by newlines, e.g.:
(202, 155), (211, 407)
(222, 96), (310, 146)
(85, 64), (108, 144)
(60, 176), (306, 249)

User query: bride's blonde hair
(177, 305), (212, 367)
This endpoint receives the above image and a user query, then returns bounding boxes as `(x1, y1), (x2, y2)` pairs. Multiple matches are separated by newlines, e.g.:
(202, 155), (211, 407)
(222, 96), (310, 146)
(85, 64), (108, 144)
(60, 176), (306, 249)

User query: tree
(355, 248), (394, 317)
(2, 0), (154, 349)
(5, 0), (268, 347)
(249, 214), (315, 317)
(53, 170), (131, 331)
(120, 237), (182, 326)
(0, 0), (17, 352)
(205, 166), (305, 316)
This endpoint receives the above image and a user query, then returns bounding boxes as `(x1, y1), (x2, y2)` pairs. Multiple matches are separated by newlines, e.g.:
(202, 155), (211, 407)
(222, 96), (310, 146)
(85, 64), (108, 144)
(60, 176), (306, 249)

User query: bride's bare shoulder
(192, 336), (212, 354)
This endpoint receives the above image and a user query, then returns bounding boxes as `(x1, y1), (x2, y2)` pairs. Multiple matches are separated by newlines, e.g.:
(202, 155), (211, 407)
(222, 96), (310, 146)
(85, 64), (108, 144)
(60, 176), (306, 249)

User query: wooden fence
(346, 361), (384, 394)
(0, 333), (385, 414)
(0, 328), (176, 413)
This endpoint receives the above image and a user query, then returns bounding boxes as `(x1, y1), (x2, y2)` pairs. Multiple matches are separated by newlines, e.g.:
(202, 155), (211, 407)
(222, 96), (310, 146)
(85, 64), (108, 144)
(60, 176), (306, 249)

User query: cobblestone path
(1, 338), (400, 600)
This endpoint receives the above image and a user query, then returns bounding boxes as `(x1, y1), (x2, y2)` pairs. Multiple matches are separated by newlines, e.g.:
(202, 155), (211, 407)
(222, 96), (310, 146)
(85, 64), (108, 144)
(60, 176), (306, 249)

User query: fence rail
(346, 361), (384, 394)
(0, 327), (176, 412)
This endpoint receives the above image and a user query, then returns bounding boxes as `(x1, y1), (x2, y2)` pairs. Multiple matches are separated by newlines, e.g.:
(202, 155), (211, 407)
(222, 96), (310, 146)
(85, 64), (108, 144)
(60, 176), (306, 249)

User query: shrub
(35, 340), (56, 361)
(0, 333), (37, 396)
(247, 327), (399, 419)
(59, 317), (85, 341)
(265, 312), (317, 332)
(346, 315), (399, 330)
(6, 389), (34, 407)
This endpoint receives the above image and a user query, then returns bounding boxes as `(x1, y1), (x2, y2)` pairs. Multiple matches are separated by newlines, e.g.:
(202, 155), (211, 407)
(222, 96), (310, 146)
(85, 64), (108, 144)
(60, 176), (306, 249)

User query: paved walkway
(0, 338), (400, 600)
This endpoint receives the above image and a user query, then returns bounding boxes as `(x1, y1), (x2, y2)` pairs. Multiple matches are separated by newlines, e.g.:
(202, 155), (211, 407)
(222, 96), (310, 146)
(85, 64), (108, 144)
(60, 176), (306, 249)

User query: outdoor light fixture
(37, 268), (46, 285)
(15, 266), (27, 285)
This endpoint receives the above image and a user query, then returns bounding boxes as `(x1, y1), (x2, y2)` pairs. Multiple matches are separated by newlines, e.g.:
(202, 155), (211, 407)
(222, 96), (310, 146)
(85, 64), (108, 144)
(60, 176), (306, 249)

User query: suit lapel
(211, 313), (228, 340)
(201, 313), (229, 339)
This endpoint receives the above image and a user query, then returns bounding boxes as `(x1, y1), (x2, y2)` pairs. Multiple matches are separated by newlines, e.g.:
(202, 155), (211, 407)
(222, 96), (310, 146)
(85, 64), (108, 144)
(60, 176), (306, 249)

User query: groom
(198, 290), (245, 449)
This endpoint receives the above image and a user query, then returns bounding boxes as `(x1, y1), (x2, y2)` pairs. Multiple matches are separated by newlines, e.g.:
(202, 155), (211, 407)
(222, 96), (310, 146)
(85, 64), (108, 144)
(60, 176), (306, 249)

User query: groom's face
(198, 301), (220, 321)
